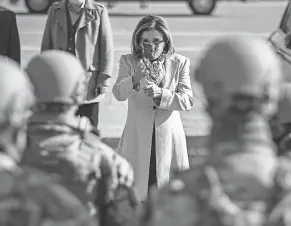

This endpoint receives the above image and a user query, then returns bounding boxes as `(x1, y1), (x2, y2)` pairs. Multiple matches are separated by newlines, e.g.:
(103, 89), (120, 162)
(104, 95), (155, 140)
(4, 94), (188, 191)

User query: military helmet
(26, 50), (86, 105)
(195, 36), (282, 117)
(276, 83), (291, 125)
(0, 56), (34, 127)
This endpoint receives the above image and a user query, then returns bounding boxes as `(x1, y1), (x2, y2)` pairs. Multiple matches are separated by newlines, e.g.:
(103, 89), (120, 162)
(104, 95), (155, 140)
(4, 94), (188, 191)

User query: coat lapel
(77, 0), (95, 31)
(56, 0), (95, 35)
(133, 58), (140, 73)
(164, 56), (178, 89)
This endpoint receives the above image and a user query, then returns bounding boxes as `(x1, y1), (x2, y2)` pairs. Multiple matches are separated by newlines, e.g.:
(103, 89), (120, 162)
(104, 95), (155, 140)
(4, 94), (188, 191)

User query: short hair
(131, 15), (175, 58)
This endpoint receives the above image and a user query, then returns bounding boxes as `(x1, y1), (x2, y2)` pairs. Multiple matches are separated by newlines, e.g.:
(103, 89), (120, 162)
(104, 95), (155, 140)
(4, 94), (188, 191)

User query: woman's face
(140, 29), (165, 60)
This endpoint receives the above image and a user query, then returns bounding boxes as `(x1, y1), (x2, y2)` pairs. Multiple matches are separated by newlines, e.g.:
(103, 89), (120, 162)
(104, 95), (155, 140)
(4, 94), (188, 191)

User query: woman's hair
(131, 15), (175, 58)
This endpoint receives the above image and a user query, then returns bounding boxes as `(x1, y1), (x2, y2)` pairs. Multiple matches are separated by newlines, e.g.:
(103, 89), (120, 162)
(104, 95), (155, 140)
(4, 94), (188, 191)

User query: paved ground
(3, 1), (288, 162)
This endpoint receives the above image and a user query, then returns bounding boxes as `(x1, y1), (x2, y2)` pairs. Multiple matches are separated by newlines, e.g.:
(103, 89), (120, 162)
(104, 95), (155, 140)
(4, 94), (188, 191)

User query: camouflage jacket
(21, 114), (139, 226)
(21, 115), (116, 205)
(142, 165), (267, 226)
(0, 167), (97, 226)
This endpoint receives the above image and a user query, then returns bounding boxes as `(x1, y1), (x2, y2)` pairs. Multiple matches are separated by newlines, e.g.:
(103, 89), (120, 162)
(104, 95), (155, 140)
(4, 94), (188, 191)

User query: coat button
(153, 106), (157, 110)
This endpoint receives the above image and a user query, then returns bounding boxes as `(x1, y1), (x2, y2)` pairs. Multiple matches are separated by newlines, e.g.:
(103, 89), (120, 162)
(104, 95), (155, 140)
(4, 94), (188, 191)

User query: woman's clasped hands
(132, 59), (162, 98)
(143, 82), (162, 98)
(132, 59), (149, 85)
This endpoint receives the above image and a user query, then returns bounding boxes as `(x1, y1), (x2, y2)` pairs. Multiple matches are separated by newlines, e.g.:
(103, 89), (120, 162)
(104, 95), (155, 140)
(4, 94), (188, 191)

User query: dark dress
(147, 72), (165, 191)
(148, 128), (157, 189)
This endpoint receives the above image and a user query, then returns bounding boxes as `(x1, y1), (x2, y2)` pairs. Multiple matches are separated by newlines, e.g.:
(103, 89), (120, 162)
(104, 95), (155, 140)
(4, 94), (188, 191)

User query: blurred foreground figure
(141, 37), (283, 226)
(0, 169), (96, 226)
(21, 50), (139, 226)
(0, 57), (33, 171)
(0, 57), (95, 226)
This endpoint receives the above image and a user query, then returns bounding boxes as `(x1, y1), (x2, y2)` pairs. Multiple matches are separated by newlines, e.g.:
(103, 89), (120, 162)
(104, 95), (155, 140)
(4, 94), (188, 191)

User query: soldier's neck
(30, 107), (78, 124)
(209, 113), (275, 153)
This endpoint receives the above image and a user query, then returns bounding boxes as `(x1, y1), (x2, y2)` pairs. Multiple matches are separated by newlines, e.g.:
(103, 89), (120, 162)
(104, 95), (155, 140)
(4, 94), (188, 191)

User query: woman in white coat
(112, 15), (194, 201)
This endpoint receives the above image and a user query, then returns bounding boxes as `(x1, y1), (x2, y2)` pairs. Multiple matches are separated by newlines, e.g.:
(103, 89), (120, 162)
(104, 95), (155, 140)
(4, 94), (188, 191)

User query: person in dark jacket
(0, 6), (20, 64)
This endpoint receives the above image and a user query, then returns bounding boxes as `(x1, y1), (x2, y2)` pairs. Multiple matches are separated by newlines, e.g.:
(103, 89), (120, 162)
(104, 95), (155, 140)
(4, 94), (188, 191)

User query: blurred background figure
(141, 36), (283, 226)
(0, 5), (20, 65)
(41, 0), (114, 135)
(0, 56), (33, 172)
(21, 50), (139, 226)
(112, 15), (194, 201)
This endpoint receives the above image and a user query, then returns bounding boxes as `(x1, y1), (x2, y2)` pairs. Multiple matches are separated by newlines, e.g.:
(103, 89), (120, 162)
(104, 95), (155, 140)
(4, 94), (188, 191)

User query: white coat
(112, 53), (194, 200)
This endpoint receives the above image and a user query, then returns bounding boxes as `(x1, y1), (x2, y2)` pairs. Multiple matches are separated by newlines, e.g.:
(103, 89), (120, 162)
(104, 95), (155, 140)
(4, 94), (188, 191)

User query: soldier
(0, 56), (34, 172)
(0, 56), (96, 226)
(141, 37), (283, 226)
(21, 50), (139, 226)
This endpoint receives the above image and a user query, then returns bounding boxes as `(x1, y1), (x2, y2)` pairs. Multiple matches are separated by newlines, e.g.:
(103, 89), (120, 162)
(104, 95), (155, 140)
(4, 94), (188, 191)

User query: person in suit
(0, 6), (21, 64)
(112, 15), (194, 201)
(41, 0), (114, 134)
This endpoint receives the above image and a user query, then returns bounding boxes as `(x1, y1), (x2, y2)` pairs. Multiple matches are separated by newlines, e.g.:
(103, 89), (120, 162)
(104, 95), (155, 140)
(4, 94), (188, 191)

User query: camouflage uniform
(0, 168), (97, 226)
(141, 37), (283, 226)
(21, 50), (139, 226)
(0, 56), (97, 226)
